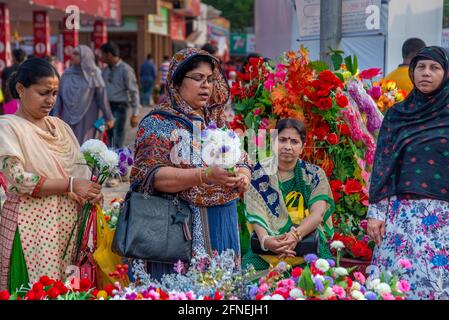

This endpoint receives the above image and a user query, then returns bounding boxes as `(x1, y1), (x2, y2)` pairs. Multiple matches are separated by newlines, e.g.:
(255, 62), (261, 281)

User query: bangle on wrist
(261, 235), (271, 251)
(69, 177), (74, 193)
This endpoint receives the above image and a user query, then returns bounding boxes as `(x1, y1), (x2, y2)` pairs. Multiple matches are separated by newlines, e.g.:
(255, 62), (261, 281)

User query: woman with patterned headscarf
(368, 46), (449, 299)
(130, 48), (252, 280)
(53, 45), (114, 144)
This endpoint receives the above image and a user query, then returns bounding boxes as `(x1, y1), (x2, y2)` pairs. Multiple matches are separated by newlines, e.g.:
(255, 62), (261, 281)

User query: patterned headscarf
(369, 46), (449, 203)
(157, 48), (230, 127)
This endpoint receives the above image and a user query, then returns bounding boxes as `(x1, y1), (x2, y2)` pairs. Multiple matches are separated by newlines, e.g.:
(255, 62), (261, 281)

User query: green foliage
(202, 0), (255, 32)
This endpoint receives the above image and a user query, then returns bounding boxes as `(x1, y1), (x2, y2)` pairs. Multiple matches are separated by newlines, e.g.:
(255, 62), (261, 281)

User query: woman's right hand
(264, 236), (296, 257)
(204, 167), (241, 188)
(72, 178), (102, 202)
(367, 218), (385, 246)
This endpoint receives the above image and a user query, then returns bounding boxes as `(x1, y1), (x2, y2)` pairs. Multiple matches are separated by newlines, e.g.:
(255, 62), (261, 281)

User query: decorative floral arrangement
(367, 79), (407, 113)
(331, 225), (374, 262)
(201, 123), (242, 174)
(248, 254), (410, 300)
(1, 252), (411, 300)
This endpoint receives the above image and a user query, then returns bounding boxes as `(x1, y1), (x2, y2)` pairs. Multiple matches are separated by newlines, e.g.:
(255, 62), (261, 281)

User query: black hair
(99, 41), (120, 57)
(402, 38), (426, 59)
(275, 118), (306, 143)
(12, 49), (26, 64)
(172, 55), (216, 87)
(201, 43), (218, 55)
(7, 58), (60, 99)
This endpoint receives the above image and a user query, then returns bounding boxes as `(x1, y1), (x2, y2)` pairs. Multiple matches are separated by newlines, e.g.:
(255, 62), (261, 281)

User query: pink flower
(381, 292), (395, 300)
(332, 285), (346, 299)
(397, 280), (411, 293)
(353, 272), (366, 285)
(258, 283), (269, 294)
(359, 220), (368, 231)
(398, 259), (412, 269)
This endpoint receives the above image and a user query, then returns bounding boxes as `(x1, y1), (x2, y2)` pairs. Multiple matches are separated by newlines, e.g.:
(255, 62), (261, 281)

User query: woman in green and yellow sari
(243, 118), (334, 271)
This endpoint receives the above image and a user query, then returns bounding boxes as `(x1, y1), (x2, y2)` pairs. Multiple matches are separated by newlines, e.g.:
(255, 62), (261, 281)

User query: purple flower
(324, 276), (334, 287)
(314, 278), (324, 293)
(206, 123), (217, 130)
(125, 292), (138, 300)
(327, 259), (336, 267)
(365, 291), (377, 300)
(249, 286), (259, 299)
(119, 152), (127, 162)
(221, 145), (231, 153)
(304, 254), (318, 263)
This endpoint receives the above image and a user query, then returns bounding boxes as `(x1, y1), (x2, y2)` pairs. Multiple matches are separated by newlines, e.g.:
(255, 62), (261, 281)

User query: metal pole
(320, 0), (342, 68)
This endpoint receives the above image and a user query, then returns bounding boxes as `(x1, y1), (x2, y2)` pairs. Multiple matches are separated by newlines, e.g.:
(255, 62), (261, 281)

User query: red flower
(337, 123), (350, 136)
(46, 287), (60, 299)
(54, 281), (68, 295)
(32, 282), (44, 293)
(159, 290), (169, 300)
(292, 267), (303, 278)
(336, 94), (349, 108)
(316, 98), (333, 111)
(213, 291), (224, 300)
(343, 178), (363, 195)
(346, 276), (353, 289)
(255, 293), (264, 300)
(104, 284), (115, 297)
(326, 133), (339, 145)
(318, 70), (343, 89)
(0, 290), (10, 300)
(317, 84), (333, 97)
(332, 191), (342, 203)
(80, 278), (91, 292)
(359, 68), (382, 80)
(330, 180), (343, 191)
(39, 276), (54, 287)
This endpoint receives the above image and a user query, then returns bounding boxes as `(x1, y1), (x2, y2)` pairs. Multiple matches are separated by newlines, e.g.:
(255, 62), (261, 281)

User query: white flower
(375, 283), (391, 295)
(330, 240), (345, 250)
(351, 281), (361, 291)
(289, 288), (305, 299)
(351, 290), (366, 300)
(319, 287), (334, 299)
(366, 278), (381, 290)
(80, 139), (108, 155)
(270, 294), (285, 300)
(100, 149), (119, 169)
(315, 259), (330, 272)
(334, 267), (349, 277)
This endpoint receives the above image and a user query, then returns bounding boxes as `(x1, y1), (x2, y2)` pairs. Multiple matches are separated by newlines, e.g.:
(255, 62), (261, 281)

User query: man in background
(99, 41), (140, 149)
(384, 38), (426, 93)
(139, 53), (156, 108)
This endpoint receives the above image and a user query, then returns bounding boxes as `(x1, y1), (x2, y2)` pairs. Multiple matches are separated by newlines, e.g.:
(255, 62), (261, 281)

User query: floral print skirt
(368, 196), (449, 300)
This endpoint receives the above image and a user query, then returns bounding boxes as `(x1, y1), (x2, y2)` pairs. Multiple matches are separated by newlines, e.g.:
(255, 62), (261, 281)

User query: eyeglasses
(184, 74), (217, 84)
(279, 137), (302, 146)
